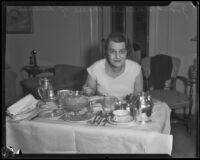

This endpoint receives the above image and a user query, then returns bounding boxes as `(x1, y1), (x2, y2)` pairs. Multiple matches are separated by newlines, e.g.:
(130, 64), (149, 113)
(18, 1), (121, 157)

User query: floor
(171, 114), (198, 158)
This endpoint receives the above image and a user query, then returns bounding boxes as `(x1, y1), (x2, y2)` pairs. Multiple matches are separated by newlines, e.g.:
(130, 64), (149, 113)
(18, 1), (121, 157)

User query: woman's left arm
(133, 70), (143, 95)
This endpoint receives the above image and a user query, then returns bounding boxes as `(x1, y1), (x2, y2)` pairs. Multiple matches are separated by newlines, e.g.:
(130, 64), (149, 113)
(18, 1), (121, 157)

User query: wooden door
(110, 6), (149, 58)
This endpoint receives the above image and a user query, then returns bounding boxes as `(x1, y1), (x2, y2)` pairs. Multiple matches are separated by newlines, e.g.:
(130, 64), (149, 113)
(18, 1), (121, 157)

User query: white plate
(62, 112), (94, 122)
(107, 116), (134, 126)
(38, 109), (65, 120)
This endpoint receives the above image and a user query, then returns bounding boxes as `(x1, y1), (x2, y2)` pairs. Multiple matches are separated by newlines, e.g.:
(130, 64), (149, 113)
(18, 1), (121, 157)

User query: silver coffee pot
(38, 77), (55, 102)
(125, 92), (153, 122)
(137, 92), (153, 122)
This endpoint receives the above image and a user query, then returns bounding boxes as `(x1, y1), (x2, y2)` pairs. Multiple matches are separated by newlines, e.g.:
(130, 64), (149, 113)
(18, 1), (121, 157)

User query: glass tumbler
(102, 96), (116, 114)
(56, 91), (67, 109)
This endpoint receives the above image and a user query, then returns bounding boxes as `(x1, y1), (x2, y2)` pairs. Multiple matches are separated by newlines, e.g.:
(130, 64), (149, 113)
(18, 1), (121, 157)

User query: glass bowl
(56, 90), (89, 113)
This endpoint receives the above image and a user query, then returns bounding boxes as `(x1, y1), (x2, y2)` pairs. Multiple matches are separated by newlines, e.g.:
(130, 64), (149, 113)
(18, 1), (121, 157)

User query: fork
(102, 113), (111, 126)
(92, 110), (102, 124)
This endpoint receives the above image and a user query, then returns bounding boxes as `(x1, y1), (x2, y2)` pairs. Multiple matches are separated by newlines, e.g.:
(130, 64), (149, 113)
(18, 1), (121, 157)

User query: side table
(21, 65), (55, 78)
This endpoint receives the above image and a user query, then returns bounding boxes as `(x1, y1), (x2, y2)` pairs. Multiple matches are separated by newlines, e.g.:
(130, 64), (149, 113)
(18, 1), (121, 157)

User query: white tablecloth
(6, 101), (173, 155)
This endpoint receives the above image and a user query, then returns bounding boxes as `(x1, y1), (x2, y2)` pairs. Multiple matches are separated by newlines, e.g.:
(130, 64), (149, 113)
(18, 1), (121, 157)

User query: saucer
(107, 115), (134, 126)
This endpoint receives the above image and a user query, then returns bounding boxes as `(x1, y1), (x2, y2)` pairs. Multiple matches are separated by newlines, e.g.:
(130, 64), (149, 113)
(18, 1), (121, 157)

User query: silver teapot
(38, 77), (56, 102)
(125, 92), (153, 122)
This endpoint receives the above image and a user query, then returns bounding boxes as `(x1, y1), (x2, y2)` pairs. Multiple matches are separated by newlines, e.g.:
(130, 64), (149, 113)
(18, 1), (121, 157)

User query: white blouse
(87, 59), (141, 98)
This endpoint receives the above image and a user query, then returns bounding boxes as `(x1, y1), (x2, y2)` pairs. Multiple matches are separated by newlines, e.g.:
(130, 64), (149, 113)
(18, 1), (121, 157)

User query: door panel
(132, 6), (149, 58)
(111, 6), (126, 33)
(79, 6), (102, 67)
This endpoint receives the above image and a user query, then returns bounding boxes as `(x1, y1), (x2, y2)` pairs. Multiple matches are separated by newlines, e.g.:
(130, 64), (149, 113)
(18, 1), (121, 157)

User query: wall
(126, 7), (134, 45)
(149, 2), (197, 114)
(5, 6), (100, 99)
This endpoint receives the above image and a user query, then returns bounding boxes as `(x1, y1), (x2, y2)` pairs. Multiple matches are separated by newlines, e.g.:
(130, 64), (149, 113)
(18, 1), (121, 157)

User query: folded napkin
(7, 94), (38, 115)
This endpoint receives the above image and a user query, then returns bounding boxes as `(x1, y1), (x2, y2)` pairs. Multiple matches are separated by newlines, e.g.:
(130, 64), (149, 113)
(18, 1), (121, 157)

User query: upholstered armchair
(141, 54), (193, 134)
(20, 64), (87, 99)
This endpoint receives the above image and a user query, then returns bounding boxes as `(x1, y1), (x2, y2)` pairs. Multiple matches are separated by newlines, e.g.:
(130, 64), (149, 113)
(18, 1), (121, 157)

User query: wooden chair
(141, 54), (193, 134)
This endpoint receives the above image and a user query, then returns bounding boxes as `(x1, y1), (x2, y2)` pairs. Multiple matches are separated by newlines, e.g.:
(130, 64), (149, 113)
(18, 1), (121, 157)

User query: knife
(29, 111), (41, 121)
(102, 118), (107, 126)
(102, 113), (110, 126)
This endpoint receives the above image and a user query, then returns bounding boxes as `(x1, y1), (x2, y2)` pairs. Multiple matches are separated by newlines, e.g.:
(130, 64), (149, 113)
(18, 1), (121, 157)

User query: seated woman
(83, 32), (143, 99)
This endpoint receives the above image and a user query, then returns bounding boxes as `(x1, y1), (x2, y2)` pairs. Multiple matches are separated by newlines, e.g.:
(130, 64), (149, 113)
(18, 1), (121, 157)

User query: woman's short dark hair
(104, 32), (130, 53)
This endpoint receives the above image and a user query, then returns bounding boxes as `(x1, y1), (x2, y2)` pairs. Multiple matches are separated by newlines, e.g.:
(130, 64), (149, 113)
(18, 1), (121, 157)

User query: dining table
(5, 95), (173, 155)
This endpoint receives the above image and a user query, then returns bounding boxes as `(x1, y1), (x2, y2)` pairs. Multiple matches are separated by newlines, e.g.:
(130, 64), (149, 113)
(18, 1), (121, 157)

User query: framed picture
(6, 6), (33, 34)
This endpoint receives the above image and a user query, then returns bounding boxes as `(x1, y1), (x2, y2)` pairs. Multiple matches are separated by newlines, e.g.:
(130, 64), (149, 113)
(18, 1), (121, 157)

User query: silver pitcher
(38, 77), (55, 102)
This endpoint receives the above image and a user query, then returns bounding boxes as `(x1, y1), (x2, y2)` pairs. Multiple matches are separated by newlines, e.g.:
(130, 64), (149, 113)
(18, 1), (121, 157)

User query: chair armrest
(176, 76), (189, 86)
(172, 76), (189, 94)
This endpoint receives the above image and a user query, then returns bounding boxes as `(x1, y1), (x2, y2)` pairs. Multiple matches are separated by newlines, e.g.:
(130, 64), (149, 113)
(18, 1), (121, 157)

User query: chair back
(141, 55), (181, 78)
(142, 55), (192, 134)
(141, 54), (181, 90)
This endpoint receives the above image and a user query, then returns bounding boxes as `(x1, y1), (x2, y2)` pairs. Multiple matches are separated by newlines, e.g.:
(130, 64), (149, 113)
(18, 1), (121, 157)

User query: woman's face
(107, 41), (127, 69)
